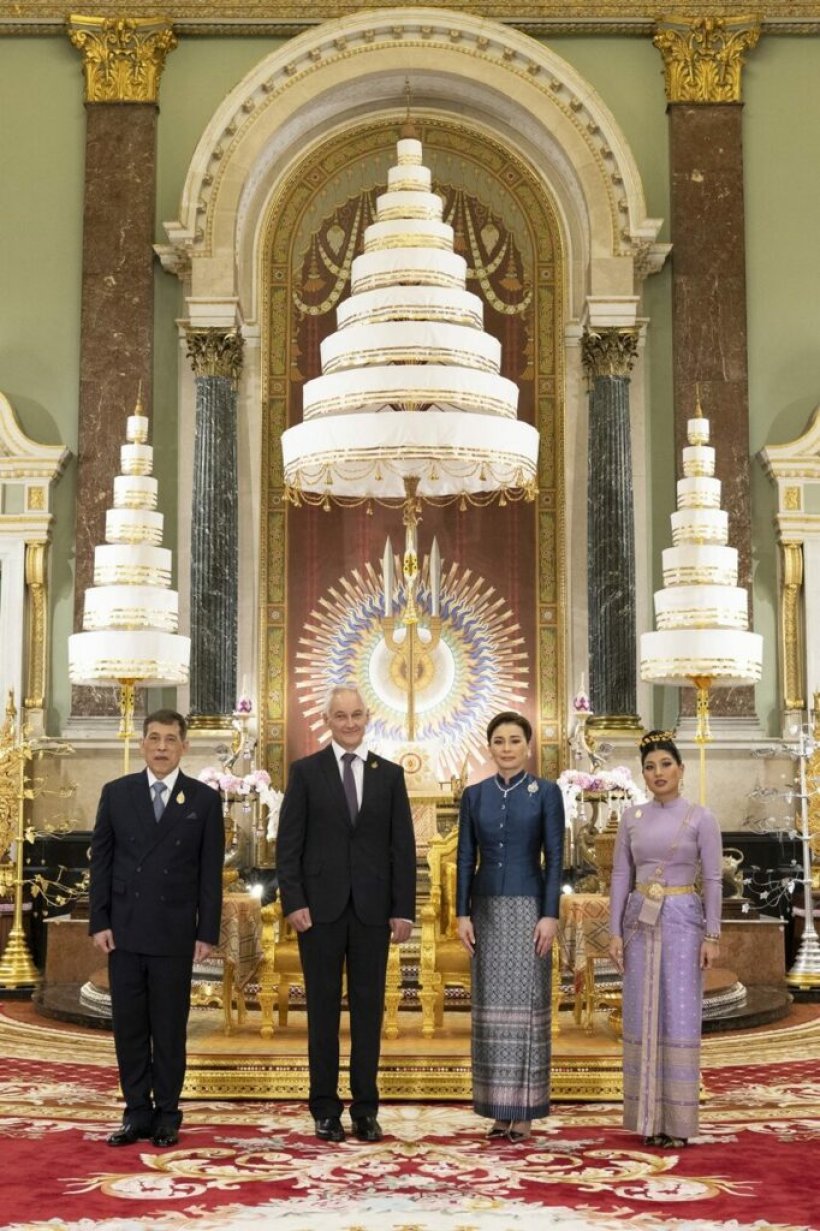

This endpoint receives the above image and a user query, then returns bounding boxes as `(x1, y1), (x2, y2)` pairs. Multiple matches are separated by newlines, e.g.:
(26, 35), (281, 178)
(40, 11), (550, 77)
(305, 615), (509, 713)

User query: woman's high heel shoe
(663, 1136), (688, 1148)
(643, 1134), (666, 1146)
(507, 1120), (532, 1142)
(487, 1120), (509, 1139)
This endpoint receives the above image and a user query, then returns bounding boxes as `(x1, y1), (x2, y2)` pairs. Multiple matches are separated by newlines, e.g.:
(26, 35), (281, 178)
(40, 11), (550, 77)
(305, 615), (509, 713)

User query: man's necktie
(341, 752), (359, 824)
(151, 780), (167, 822)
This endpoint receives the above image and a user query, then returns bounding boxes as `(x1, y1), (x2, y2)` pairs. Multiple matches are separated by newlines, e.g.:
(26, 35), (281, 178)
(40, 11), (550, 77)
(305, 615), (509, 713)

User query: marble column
(68, 17), (177, 716)
(654, 15), (761, 720)
(582, 328), (642, 733)
(185, 330), (244, 725)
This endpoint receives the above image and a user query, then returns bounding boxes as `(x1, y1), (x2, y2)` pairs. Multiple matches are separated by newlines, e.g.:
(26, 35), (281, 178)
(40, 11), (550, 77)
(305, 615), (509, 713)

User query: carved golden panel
(784, 485), (802, 511)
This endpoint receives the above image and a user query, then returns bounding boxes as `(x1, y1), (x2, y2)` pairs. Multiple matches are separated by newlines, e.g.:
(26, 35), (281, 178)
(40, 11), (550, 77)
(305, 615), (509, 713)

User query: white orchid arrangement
(198, 766), (285, 840)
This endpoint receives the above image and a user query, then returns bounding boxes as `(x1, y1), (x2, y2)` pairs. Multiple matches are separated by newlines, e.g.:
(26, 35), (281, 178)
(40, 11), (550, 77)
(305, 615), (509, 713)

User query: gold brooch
(635, 809), (642, 818)
(369, 760), (378, 769)
(176, 791), (185, 804)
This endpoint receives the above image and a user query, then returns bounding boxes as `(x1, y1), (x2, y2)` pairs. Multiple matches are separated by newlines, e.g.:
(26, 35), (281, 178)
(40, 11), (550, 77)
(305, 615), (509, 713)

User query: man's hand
(456, 915), (475, 955)
(92, 929), (115, 953)
(390, 918), (412, 943)
(533, 916), (557, 958)
(287, 907), (313, 933)
(194, 941), (214, 963)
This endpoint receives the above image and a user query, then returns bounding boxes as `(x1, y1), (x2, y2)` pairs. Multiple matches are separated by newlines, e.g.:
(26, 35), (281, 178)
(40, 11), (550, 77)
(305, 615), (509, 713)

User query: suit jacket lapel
(360, 751), (383, 816)
(320, 744), (355, 828)
(131, 770), (157, 829)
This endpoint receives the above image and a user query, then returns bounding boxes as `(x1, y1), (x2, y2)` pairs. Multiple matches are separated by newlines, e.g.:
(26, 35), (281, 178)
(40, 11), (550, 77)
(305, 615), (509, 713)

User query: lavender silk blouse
(608, 795), (723, 939)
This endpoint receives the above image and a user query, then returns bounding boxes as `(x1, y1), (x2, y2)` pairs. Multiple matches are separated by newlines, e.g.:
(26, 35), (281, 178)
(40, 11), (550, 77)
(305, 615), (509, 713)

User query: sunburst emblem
(295, 556), (529, 775)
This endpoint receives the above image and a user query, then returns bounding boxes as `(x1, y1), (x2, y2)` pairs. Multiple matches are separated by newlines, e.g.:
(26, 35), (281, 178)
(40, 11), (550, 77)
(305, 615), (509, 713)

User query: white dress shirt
(147, 766), (181, 811)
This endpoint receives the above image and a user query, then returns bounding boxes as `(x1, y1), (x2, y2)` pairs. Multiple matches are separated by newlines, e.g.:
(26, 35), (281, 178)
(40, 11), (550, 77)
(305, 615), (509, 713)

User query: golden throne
(260, 898), (403, 1038)
(418, 827), (471, 1036)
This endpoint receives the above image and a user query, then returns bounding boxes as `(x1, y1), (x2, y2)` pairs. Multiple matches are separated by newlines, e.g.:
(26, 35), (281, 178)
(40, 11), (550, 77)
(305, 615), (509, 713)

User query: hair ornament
(639, 729), (677, 750)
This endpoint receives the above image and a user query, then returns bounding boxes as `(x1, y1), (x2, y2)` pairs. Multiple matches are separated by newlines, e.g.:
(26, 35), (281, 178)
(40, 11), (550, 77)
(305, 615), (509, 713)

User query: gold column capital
(653, 15), (761, 104)
(185, 329), (245, 382)
(581, 327), (640, 379)
(67, 14), (177, 104)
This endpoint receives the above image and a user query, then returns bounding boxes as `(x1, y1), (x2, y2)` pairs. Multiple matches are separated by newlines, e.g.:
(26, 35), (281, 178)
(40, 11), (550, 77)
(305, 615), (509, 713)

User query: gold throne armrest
(419, 828), (471, 1036)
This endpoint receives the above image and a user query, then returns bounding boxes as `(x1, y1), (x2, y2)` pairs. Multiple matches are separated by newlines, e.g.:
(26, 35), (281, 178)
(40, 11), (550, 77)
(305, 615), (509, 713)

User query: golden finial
(401, 77), (417, 139)
(134, 380), (145, 417)
(694, 382), (704, 417)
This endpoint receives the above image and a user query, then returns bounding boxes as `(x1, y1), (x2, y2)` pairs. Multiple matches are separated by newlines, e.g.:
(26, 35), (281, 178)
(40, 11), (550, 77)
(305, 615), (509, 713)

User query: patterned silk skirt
(471, 895), (552, 1120)
(621, 890), (705, 1139)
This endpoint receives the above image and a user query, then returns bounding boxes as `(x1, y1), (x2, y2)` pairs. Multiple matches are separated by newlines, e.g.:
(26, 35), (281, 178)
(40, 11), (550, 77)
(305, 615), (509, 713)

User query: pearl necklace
(494, 772), (528, 799)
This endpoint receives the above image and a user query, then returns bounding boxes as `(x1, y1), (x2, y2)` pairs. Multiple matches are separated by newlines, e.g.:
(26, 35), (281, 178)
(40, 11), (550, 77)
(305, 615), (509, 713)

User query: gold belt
(635, 881), (695, 900)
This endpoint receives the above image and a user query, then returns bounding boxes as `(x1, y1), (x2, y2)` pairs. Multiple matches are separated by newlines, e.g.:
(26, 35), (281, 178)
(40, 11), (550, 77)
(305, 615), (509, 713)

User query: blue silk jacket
(455, 771), (565, 918)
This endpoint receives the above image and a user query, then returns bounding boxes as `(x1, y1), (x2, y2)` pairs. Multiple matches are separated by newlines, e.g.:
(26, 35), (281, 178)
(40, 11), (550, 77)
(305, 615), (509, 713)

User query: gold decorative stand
(0, 692), (40, 989)
(380, 476), (441, 739)
(689, 673), (714, 806)
(116, 677), (138, 774)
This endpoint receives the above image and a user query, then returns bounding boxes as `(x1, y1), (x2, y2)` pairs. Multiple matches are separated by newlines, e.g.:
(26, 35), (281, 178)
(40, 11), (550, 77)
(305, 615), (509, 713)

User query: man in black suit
(277, 684), (416, 1143)
(89, 708), (224, 1148)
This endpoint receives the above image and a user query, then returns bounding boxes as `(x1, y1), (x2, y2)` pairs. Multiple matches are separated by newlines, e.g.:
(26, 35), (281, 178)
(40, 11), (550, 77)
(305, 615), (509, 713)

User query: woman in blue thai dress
(456, 711), (565, 1142)
(608, 730), (722, 1147)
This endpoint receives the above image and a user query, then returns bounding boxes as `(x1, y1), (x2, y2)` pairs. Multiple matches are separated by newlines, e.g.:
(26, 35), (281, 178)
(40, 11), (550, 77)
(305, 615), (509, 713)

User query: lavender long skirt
(621, 891), (704, 1139)
(471, 896), (552, 1121)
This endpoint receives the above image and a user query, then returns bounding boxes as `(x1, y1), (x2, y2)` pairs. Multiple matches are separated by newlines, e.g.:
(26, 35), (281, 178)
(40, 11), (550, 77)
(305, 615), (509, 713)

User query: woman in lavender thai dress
(608, 730), (722, 1148)
(456, 711), (564, 1143)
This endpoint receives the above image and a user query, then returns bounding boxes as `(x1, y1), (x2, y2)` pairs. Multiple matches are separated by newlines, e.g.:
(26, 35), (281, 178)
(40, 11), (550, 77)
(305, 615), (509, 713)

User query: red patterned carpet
(2, 1001), (819, 1231)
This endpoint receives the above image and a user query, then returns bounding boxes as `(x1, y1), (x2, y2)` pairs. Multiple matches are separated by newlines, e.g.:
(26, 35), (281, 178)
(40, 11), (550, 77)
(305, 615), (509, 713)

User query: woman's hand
(456, 915), (476, 955)
(700, 939), (720, 970)
(533, 916), (558, 958)
(608, 935), (624, 973)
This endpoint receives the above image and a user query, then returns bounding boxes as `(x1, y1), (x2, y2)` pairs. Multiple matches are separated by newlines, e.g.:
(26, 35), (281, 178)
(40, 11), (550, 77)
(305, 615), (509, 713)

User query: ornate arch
(163, 7), (665, 328)
(159, 8), (667, 781)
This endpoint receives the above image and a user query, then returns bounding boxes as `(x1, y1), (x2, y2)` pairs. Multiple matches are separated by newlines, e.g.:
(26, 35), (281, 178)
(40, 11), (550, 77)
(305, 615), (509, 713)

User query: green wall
(745, 37), (820, 733)
(0, 38), (84, 729)
(2, 27), (818, 736)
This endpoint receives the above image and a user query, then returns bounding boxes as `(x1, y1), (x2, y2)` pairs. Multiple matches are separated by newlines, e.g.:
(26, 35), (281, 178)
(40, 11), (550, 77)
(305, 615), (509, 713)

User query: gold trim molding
(185, 329), (244, 381)
(581, 327), (640, 379)
(654, 15), (761, 103)
(24, 543), (47, 712)
(67, 15), (177, 103)
(781, 541), (805, 712)
(6, 5), (820, 36)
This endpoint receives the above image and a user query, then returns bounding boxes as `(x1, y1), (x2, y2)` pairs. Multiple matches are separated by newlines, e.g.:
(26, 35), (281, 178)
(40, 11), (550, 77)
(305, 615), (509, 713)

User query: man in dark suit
(276, 683), (416, 1143)
(89, 708), (224, 1148)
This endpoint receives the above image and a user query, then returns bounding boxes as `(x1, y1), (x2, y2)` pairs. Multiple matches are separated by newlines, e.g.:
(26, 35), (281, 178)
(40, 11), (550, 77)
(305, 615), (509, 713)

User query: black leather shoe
(314, 1116), (345, 1143)
(351, 1115), (383, 1142)
(107, 1124), (151, 1147)
(151, 1127), (180, 1147)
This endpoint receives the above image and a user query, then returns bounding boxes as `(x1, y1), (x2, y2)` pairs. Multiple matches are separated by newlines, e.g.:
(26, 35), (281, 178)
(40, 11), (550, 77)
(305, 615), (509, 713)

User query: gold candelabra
(0, 691), (41, 988)
(380, 476), (442, 741)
